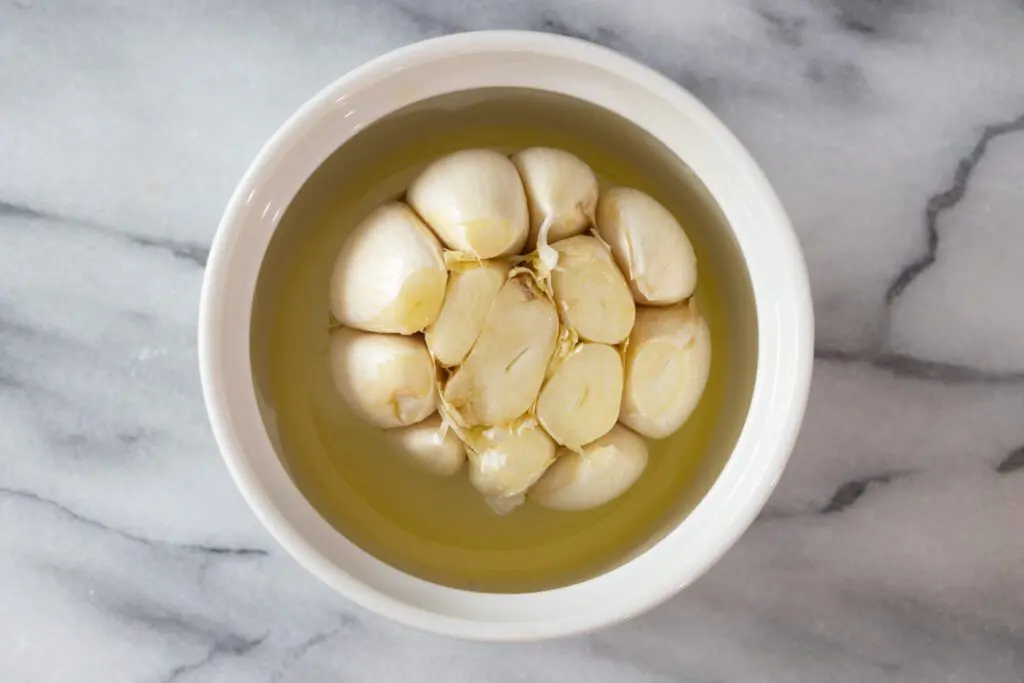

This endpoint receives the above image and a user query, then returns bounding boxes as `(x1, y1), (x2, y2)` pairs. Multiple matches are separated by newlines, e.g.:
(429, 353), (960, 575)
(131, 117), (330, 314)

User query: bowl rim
(199, 30), (813, 641)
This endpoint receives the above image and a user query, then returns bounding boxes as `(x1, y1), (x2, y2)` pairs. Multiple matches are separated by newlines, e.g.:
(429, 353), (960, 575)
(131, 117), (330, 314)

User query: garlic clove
(407, 149), (529, 259)
(530, 424), (648, 511)
(536, 343), (623, 451)
(511, 147), (598, 248)
(549, 235), (636, 344)
(329, 202), (447, 334)
(384, 414), (465, 477)
(596, 187), (698, 305)
(329, 327), (437, 429)
(443, 274), (558, 427)
(466, 419), (556, 513)
(425, 259), (508, 367)
(620, 301), (711, 439)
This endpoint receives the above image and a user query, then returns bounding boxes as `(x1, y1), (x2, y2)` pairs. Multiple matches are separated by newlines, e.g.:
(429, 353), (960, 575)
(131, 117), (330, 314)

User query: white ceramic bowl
(199, 30), (813, 641)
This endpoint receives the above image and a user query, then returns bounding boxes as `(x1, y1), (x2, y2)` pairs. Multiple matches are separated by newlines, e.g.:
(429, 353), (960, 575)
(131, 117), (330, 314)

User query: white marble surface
(2, 1), (1023, 681)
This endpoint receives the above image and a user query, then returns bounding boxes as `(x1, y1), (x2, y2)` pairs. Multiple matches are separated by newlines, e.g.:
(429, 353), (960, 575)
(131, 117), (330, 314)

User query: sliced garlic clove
(549, 235), (636, 344)
(329, 202), (447, 334)
(425, 259), (508, 367)
(329, 327), (437, 429)
(596, 187), (698, 305)
(384, 414), (466, 477)
(620, 301), (711, 439)
(511, 147), (598, 248)
(530, 424), (648, 511)
(443, 274), (558, 427)
(536, 343), (623, 451)
(407, 149), (529, 259)
(467, 419), (556, 513)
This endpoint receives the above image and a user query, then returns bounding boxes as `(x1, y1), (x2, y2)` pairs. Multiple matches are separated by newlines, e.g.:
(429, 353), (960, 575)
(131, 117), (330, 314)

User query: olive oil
(250, 89), (758, 593)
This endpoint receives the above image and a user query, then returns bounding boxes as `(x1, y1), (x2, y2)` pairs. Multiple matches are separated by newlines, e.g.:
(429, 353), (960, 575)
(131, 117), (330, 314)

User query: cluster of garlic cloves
(327, 147), (711, 514)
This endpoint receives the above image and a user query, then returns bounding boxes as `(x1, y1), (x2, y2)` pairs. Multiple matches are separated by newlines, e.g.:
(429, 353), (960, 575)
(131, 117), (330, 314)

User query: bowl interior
(249, 87), (758, 593)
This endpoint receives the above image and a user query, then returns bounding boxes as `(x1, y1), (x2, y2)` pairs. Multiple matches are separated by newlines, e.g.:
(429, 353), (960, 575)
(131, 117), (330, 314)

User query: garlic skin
(530, 424), (648, 511)
(407, 149), (529, 259)
(550, 235), (635, 344)
(512, 147), (598, 248)
(467, 420), (556, 513)
(385, 415), (465, 477)
(329, 327), (436, 429)
(620, 301), (711, 439)
(330, 202), (447, 334)
(536, 343), (623, 451)
(443, 274), (559, 427)
(425, 259), (508, 367)
(596, 187), (698, 305)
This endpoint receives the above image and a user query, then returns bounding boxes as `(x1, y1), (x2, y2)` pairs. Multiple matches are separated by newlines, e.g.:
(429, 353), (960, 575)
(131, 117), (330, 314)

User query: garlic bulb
(512, 147), (598, 248)
(329, 327), (436, 429)
(530, 424), (648, 511)
(384, 415), (465, 477)
(330, 202), (447, 334)
(536, 343), (623, 451)
(407, 149), (529, 259)
(443, 274), (558, 427)
(620, 301), (711, 439)
(549, 235), (635, 344)
(467, 419), (556, 513)
(425, 259), (508, 367)
(596, 187), (698, 305)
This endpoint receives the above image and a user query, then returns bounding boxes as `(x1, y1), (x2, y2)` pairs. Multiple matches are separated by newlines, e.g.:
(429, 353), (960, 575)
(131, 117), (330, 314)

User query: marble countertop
(2, 1), (1022, 681)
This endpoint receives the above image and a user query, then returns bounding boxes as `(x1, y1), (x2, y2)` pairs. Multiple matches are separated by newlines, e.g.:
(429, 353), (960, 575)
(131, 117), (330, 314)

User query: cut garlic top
(530, 424), (648, 511)
(596, 187), (698, 305)
(512, 147), (598, 248)
(550, 235), (636, 344)
(425, 259), (508, 367)
(620, 301), (711, 439)
(329, 327), (436, 429)
(384, 414), (466, 477)
(329, 202), (447, 334)
(536, 343), (623, 451)
(407, 149), (529, 259)
(467, 419), (556, 513)
(443, 274), (558, 427)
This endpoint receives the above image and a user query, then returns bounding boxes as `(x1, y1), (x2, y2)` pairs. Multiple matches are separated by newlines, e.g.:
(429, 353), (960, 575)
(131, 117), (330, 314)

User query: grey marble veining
(1, 1), (1023, 681)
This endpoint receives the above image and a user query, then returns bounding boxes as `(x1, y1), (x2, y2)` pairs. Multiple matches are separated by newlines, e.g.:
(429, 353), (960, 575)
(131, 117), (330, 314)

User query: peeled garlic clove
(407, 149), (529, 259)
(384, 414), (465, 476)
(530, 424), (648, 511)
(536, 343), (623, 451)
(596, 187), (698, 305)
(330, 202), (447, 334)
(512, 147), (598, 248)
(425, 259), (508, 367)
(550, 235), (636, 344)
(443, 274), (558, 427)
(620, 301), (711, 439)
(329, 327), (436, 429)
(467, 420), (556, 512)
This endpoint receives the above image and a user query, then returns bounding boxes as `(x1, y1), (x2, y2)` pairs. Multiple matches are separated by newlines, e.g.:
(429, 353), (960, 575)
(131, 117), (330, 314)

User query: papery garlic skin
(407, 149), (529, 259)
(620, 301), (711, 439)
(467, 420), (556, 513)
(443, 274), (558, 427)
(536, 343), (623, 451)
(512, 147), (598, 248)
(550, 235), (635, 344)
(330, 202), (447, 334)
(329, 327), (436, 429)
(425, 259), (508, 367)
(596, 187), (698, 305)
(385, 414), (465, 477)
(530, 424), (648, 511)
